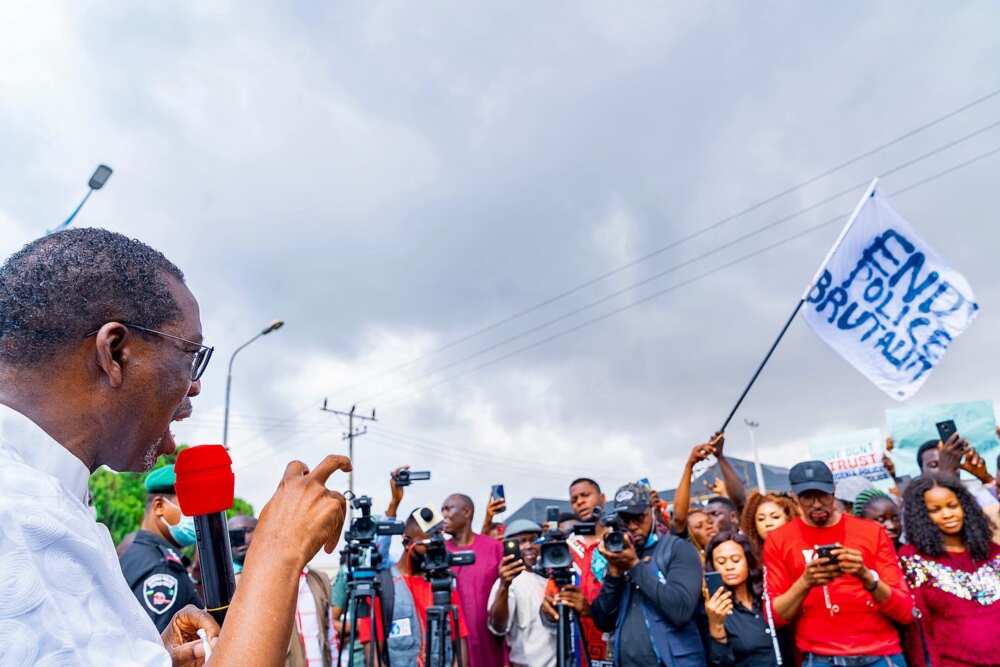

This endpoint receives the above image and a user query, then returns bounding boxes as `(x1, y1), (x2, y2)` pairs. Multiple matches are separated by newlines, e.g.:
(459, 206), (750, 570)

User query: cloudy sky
(3, 2), (999, 564)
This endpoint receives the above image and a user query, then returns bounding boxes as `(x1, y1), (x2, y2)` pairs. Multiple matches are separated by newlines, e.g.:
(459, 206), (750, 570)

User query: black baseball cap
(611, 482), (651, 514)
(788, 460), (835, 495)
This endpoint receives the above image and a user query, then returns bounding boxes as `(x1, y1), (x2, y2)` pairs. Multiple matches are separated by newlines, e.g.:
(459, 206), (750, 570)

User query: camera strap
(377, 568), (396, 642)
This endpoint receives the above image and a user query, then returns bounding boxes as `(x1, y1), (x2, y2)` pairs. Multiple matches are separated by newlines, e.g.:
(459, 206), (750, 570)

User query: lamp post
(51, 164), (113, 233)
(223, 320), (284, 447)
(744, 418), (766, 493)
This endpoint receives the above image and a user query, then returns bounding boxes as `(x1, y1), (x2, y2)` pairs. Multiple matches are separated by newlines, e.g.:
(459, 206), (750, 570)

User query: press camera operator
(0, 228), (350, 666)
(590, 482), (705, 667)
(356, 505), (471, 666)
(541, 477), (612, 666)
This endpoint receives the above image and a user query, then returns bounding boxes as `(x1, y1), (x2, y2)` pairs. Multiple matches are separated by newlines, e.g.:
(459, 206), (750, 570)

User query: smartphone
(705, 571), (725, 597)
(936, 419), (958, 444)
(491, 484), (507, 512)
(814, 544), (839, 564)
(503, 538), (521, 562)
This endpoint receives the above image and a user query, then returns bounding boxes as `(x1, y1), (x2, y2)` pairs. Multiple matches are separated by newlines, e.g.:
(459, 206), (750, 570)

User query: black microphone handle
(193, 512), (237, 625)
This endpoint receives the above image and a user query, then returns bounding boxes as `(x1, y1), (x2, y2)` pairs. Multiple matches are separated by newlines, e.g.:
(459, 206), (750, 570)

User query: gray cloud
(3, 2), (1000, 565)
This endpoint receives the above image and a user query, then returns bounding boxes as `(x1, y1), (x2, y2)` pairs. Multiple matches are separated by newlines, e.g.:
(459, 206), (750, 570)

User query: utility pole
(744, 418), (766, 494)
(320, 400), (377, 496)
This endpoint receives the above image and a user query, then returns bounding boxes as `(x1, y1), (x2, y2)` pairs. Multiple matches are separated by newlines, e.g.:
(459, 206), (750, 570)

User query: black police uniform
(119, 529), (203, 632)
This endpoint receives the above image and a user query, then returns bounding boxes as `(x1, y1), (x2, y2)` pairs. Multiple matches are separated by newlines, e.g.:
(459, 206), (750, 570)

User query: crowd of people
(3, 230), (1000, 667)
(118, 430), (1000, 667)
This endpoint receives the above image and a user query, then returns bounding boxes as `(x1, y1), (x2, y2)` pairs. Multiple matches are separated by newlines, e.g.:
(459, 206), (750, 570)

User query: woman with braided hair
(854, 488), (902, 550)
(899, 475), (1000, 666)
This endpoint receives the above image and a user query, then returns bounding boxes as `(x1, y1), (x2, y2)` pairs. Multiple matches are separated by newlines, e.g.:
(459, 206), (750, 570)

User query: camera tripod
(338, 568), (390, 667)
(424, 573), (465, 667)
(553, 575), (591, 667)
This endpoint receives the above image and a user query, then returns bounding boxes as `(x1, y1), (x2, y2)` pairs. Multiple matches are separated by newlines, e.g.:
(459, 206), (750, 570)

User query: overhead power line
(215, 143), (1000, 473)
(362, 127), (1000, 406)
(373, 144), (1000, 409)
(320, 87), (1000, 401)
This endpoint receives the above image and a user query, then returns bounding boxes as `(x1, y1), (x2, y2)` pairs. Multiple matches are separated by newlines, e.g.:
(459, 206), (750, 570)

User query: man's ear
(93, 322), (130, 388)
(150, 496), (165, 518)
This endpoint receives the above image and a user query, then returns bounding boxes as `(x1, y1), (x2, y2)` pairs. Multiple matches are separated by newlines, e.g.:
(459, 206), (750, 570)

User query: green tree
(90, 445), (255, 545)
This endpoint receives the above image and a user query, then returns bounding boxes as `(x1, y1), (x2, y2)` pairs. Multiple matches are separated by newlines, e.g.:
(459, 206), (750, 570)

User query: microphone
(175, 444), (237, 625)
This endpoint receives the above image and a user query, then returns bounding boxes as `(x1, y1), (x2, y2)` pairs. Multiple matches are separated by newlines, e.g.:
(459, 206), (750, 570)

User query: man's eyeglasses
(85, 322), (214, 381)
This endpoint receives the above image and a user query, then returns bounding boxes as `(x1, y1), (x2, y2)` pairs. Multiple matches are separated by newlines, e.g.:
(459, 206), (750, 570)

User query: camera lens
(542, 541), (572, 569)
(605, 531), (625, 553)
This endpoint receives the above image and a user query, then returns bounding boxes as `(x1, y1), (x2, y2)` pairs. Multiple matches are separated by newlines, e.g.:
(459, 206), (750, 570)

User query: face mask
(161, 500), (198, 548)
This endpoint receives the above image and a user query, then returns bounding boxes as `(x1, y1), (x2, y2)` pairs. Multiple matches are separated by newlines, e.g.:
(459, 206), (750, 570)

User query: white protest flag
(802, 182), (979, 401)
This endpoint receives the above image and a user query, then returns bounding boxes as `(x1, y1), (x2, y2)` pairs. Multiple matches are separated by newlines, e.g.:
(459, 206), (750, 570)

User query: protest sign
(808, 428), (893, 492)
(886, 400), (999, 479)
(803, 189), (979, 401)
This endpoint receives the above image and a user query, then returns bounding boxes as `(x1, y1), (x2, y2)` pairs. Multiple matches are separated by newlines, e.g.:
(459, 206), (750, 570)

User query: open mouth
(159, 405), (193, 456)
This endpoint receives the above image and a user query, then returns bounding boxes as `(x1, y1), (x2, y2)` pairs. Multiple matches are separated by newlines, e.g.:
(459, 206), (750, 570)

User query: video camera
(538, 506), (575, 584)
(417, 530), (473, 667)
(343, 494), (404, 572)
(602, 510), (627, 554)
(420, 530), (476, 575)
(393, 468), (431, 488)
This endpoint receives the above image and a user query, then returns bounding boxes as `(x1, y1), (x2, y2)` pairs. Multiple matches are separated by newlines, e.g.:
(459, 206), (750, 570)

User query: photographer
(558, 477), (613, 665)
(487, 520), (556, 667)
(590, 483), (705, 667)
(0, 228), (349, 666)
(357, 506), (470, 666)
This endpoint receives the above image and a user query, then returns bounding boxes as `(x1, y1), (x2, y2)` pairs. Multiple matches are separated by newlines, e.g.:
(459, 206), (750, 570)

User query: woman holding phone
(899, 475), (1000, 667)
(703, 531), (784, 666)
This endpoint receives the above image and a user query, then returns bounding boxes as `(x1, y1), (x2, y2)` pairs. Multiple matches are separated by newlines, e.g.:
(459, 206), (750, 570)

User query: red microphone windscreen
(175, 445), (235, 515)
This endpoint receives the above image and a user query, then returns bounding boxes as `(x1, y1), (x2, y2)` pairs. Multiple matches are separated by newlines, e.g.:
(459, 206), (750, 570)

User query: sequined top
(899, 543), (1000, 667)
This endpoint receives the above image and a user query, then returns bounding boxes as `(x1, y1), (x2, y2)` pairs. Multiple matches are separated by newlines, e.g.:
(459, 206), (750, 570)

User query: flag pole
(718, 178), (879, 433)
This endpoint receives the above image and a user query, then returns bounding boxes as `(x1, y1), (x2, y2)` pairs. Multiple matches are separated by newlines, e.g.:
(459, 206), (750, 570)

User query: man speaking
(0, 228), (350, 666)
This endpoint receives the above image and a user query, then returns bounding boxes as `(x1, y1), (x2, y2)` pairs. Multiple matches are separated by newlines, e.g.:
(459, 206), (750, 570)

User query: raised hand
(497, 554), (525, 587)
(705, 587), (733, 639)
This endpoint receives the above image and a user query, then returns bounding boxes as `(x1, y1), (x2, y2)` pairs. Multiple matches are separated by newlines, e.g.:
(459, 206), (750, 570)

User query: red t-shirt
(763, 514), (913, 656)
(357, 574), (469, 644)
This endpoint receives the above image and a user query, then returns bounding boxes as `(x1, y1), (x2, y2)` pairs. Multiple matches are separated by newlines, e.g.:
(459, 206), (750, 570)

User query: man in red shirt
(541, 477), (613, 667)
(764, 461), (914, 666)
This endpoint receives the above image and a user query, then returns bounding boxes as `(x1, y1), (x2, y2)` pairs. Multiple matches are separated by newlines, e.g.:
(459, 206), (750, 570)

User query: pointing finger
(309, 455), (353, 485)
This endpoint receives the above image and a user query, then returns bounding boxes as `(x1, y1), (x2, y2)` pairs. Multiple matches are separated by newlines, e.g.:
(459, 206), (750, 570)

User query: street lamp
(744, 418), (767, 493)
(223, 320), (285, 447)
(51, 164), (113, 233)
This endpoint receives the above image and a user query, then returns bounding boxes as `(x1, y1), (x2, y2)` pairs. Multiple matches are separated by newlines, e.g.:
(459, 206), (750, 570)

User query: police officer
(119, 464), (204, 633)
